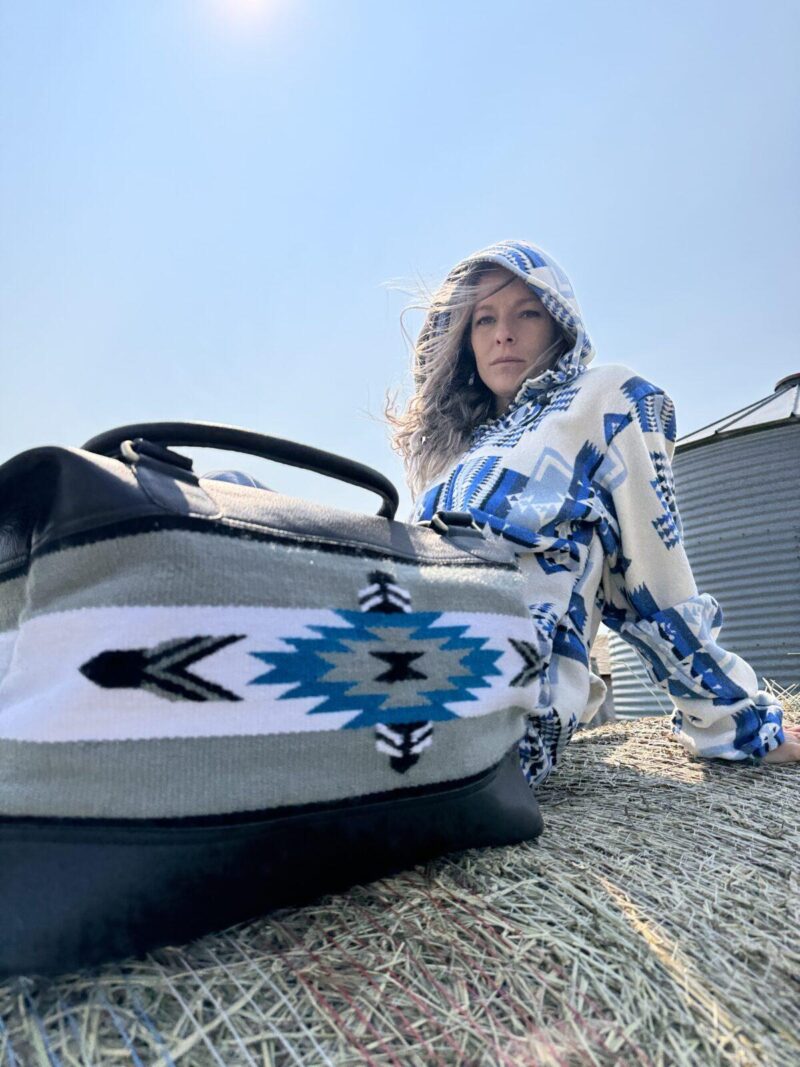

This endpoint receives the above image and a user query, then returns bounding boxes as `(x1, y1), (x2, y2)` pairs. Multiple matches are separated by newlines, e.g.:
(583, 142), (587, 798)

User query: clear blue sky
(1, 0), (798, 519)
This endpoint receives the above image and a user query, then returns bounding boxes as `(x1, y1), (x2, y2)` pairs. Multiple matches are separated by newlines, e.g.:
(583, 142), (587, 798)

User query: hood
(435, 240), (595, 440)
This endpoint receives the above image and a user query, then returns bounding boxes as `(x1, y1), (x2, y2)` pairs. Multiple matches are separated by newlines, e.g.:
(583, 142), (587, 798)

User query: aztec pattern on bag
(0, 521), (548, 818)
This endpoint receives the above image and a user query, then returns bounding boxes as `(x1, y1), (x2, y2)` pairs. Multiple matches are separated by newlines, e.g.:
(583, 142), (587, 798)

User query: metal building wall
(672, 422), (800, 688)
(608, 638), (672, 721)
(609, 420), (800, 719)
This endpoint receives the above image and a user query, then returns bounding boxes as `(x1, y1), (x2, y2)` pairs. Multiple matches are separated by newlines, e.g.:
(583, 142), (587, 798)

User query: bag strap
(82, 421), (399, 520)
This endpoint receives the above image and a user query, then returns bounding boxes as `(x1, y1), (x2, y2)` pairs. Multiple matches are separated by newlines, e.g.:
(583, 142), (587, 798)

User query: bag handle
(81, 421), (399, 520)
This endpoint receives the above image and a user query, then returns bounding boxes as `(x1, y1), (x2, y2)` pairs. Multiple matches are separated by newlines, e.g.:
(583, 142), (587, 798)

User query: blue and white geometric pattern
(552, 590), (590, 668)
(603, 411), (633, 445)
(611, 589), (776, 714)
(732, 696), (785, 758)
(439, 454), (504, 513)
(250, 609), (504, 729)
(476, 386), (581, 450)
(519, 708), (577, 788)
(621, 377), (677, 440)
(539, 293), (593, 357)
(418, 440), (608, 568)
(649, 450), (683, 547)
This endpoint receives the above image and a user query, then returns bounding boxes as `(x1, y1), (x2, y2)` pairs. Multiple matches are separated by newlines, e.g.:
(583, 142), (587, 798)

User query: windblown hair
(385, 261), (569, 500)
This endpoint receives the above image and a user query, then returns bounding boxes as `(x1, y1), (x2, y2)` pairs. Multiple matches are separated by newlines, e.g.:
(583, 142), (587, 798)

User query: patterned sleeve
(595, 377), (785, 762)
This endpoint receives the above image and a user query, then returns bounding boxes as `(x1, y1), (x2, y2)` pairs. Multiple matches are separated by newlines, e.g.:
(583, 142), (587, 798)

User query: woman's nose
(495, 322), (514, 343)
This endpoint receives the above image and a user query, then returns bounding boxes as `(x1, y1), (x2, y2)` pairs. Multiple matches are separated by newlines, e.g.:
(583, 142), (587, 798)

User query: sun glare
(209, 0), (285, 28)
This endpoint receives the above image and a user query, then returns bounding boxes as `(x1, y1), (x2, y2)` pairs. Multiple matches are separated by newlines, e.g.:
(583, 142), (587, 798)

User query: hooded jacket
(410, 240), (786, 787)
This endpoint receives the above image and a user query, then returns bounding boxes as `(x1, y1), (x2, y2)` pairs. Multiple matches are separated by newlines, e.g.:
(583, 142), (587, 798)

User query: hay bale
(2, 688), (797, 1067)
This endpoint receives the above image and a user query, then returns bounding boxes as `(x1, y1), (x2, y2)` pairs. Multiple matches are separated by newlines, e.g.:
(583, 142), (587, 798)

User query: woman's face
(469, 269), (559, 416)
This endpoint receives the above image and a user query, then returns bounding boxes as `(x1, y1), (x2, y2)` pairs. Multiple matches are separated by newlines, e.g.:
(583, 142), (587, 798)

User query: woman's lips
(492, 358), (525, 366)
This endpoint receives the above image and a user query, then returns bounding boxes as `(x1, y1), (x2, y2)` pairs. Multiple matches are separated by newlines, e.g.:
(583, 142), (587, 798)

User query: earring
(467, 371), (476, 386)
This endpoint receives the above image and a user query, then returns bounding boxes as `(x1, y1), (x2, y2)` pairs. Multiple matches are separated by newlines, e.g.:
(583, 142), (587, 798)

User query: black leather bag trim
(0, 560), (27, 585)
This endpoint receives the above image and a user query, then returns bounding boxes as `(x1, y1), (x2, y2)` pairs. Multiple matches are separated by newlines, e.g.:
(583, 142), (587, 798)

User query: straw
(2, 683), (797, 1066)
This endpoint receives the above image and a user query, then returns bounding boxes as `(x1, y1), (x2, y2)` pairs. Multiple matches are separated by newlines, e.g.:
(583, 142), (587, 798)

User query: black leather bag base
(0, 747), (541, 977)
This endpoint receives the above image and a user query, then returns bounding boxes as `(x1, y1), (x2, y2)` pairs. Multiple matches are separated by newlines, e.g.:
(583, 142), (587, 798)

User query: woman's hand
(762, 723), (800, 764)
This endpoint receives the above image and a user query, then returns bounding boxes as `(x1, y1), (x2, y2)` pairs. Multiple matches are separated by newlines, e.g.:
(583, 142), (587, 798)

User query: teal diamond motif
(250, 610), (503, 729)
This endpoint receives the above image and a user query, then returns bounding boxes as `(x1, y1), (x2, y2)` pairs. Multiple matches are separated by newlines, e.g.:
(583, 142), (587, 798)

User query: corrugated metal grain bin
(609, 372), (800, 718)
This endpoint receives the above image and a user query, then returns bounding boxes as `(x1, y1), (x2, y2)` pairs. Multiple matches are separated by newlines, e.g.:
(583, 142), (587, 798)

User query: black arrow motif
(509, 638), (545, 687)
(375, 721), (433, 773)
(358, 571), (412, 614)
(80, 634), (245, 702)
(357, 569), (435, 773)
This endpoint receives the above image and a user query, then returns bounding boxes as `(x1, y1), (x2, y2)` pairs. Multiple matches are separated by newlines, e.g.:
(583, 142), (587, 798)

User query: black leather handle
(81, 421), (399, 520)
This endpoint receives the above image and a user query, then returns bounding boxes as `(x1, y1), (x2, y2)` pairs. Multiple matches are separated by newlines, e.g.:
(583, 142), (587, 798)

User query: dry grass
(2, 684), (798, 1067)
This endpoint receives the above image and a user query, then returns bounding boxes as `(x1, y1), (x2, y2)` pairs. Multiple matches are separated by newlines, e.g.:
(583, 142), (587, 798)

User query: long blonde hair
(384, 261), (569, 500)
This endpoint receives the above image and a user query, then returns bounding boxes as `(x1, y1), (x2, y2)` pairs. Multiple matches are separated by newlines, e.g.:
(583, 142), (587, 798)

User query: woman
(387, 239), (799, 787)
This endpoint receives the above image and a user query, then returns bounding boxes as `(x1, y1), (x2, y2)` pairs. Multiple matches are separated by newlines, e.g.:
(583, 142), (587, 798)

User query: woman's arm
(595, 377), (793, 764)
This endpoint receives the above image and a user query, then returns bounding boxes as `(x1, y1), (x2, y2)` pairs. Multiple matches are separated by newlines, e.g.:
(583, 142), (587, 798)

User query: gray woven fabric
(0, 709), (526, 818)
(16, 529), (530, 618)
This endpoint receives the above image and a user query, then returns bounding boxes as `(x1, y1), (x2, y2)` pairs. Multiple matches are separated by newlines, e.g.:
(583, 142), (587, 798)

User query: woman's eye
(475, 315), (494, 327)
(521, 309), (541, 318)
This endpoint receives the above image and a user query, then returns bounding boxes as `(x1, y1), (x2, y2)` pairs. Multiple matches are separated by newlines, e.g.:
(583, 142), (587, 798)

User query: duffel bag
(0, 422), (546, 976)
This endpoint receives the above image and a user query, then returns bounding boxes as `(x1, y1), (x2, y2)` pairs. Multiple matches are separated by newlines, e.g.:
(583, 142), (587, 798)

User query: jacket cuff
(671, 697), (785, 761)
